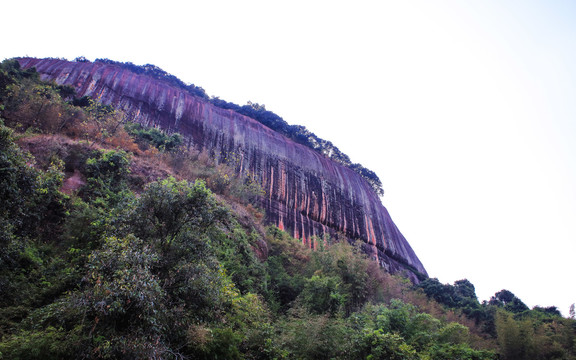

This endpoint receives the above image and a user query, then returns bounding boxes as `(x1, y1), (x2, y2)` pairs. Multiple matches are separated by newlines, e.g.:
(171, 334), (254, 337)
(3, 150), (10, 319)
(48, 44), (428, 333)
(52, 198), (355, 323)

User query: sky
(4, 0), (576, 315)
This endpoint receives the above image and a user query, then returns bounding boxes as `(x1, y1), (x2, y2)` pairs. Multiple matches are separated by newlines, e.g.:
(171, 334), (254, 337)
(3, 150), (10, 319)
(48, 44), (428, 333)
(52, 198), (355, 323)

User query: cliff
(17, 57), (427, 280)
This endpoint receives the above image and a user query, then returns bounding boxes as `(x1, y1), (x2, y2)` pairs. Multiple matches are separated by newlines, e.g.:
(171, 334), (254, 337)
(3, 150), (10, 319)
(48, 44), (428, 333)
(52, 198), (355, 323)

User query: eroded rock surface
(17, 57), (427, 280)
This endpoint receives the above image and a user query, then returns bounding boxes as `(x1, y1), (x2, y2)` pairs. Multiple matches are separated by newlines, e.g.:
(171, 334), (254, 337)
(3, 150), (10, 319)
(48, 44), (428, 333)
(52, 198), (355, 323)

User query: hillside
(15, 56), (426, 281)
(1, 58), (575, 359)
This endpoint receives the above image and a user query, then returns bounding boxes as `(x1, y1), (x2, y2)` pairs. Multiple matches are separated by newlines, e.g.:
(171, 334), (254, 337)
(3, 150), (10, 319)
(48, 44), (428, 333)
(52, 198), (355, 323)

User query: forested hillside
(1, 58), (574, 359)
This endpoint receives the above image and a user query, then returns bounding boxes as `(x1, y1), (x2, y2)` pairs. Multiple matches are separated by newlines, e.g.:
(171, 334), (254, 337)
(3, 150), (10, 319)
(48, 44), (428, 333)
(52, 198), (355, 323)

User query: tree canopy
(0, 58), (574, 359)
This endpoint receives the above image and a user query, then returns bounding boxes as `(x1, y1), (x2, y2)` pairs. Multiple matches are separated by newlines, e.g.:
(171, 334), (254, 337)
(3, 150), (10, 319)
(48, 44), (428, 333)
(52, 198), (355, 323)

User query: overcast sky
(4, 0), (576, 315)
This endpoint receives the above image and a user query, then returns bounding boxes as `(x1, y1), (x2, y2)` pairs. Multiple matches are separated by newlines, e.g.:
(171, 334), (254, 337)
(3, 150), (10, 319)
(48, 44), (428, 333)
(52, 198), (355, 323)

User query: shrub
(128, 177), (227, 251)
(124, 122), (182, 152)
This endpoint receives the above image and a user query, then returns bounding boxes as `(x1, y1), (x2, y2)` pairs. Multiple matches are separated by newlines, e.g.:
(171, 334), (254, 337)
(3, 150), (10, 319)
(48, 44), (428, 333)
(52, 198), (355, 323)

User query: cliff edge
(17, 57), (427, 280)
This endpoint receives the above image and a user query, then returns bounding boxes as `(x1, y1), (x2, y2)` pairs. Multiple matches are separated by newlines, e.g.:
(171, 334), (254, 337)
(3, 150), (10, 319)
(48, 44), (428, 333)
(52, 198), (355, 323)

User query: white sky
(4, 0), (576, 315)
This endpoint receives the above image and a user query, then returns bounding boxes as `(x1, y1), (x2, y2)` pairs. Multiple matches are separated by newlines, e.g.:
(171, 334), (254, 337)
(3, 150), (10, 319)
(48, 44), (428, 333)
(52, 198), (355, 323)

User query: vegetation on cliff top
(1, 58), (575, 359)
(90, 57), (385, 196)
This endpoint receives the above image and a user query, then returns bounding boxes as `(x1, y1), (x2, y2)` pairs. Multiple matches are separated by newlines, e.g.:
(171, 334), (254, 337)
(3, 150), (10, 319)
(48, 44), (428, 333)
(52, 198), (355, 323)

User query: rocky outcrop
(17, 57), (427, 280)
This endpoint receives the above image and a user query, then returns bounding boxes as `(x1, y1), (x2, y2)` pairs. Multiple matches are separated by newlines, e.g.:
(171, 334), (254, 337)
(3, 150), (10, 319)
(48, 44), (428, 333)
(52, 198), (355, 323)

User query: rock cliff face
(17, 57), (427, 280)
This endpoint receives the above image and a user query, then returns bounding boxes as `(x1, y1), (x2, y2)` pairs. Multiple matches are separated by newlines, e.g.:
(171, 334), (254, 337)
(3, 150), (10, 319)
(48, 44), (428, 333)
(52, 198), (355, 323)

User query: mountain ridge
(16, 57), (427, 280)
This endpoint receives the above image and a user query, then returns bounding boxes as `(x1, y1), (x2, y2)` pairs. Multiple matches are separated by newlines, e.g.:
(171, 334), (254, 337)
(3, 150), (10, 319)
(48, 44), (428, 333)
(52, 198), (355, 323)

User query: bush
(300, 274), (345, 315)
(81, 149), (132, 206)
(128, 177), (227, 252)
(124, 122), (182, 152)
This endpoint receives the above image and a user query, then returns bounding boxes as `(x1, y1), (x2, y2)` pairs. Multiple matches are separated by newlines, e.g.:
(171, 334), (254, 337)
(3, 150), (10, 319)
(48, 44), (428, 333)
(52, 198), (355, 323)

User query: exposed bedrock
(17, 57), (427, 280)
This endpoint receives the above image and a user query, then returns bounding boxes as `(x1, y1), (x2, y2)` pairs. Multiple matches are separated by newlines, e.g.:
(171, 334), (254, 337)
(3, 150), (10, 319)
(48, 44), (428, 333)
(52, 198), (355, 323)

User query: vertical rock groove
(17, 57), (427, 280)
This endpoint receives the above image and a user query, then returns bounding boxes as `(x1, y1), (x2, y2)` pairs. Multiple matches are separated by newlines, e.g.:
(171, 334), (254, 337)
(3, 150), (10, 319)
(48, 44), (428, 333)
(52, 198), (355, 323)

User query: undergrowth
(1, 58), (574, 359)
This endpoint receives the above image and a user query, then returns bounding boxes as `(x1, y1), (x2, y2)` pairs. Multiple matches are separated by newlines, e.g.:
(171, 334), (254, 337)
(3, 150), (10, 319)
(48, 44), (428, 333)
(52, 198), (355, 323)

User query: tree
(489, 290), (529, 314)
(454, 279), (477, 300)
(533, 305), (562, 317)
(418, 278), (457, 307)
(81, 234), (170, 358)
(81, 149), (132, 207)
(124, 122), (182, 152)
(300, 274), (344, 314)
(495, 311), (535, 360)
(83, 98), (125, 147)
(357, 330), (418, 360)
(129, 177), (227, 254)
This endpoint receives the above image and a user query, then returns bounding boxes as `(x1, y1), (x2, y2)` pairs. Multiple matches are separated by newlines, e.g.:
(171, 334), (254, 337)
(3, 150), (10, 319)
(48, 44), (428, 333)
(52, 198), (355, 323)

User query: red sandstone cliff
(17, 57), (427, 280)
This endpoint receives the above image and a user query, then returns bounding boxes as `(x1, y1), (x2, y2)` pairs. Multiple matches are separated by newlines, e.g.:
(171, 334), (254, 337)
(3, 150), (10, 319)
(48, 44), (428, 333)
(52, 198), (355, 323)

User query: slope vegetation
(1, 59), (574, 359)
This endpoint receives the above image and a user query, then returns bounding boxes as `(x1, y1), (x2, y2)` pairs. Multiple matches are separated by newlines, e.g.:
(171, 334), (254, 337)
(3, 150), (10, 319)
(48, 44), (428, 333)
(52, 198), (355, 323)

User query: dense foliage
(124, 123), (183, 152)
(1, 59), (575, 359)
(90, 58), (384, 196)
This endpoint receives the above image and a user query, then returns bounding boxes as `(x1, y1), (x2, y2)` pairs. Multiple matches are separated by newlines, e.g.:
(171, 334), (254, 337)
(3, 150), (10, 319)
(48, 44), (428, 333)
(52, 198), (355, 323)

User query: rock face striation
(17, 57), (427, 280)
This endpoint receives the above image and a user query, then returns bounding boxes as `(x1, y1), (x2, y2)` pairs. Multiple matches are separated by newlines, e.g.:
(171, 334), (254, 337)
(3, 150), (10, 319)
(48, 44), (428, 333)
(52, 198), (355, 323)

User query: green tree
(495, 310), (535, 360)
(489, 290), (529, 314)
(80, 149), (133, 209)
(356, 330), (418, 360)
(82, 98), (125, 147)
(300, 274), (345, 315)
(81, 234), (169, 358)
(277, 309), (352, 360)
(129, 177), (227, 253)
(124, 122), (183, 152)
